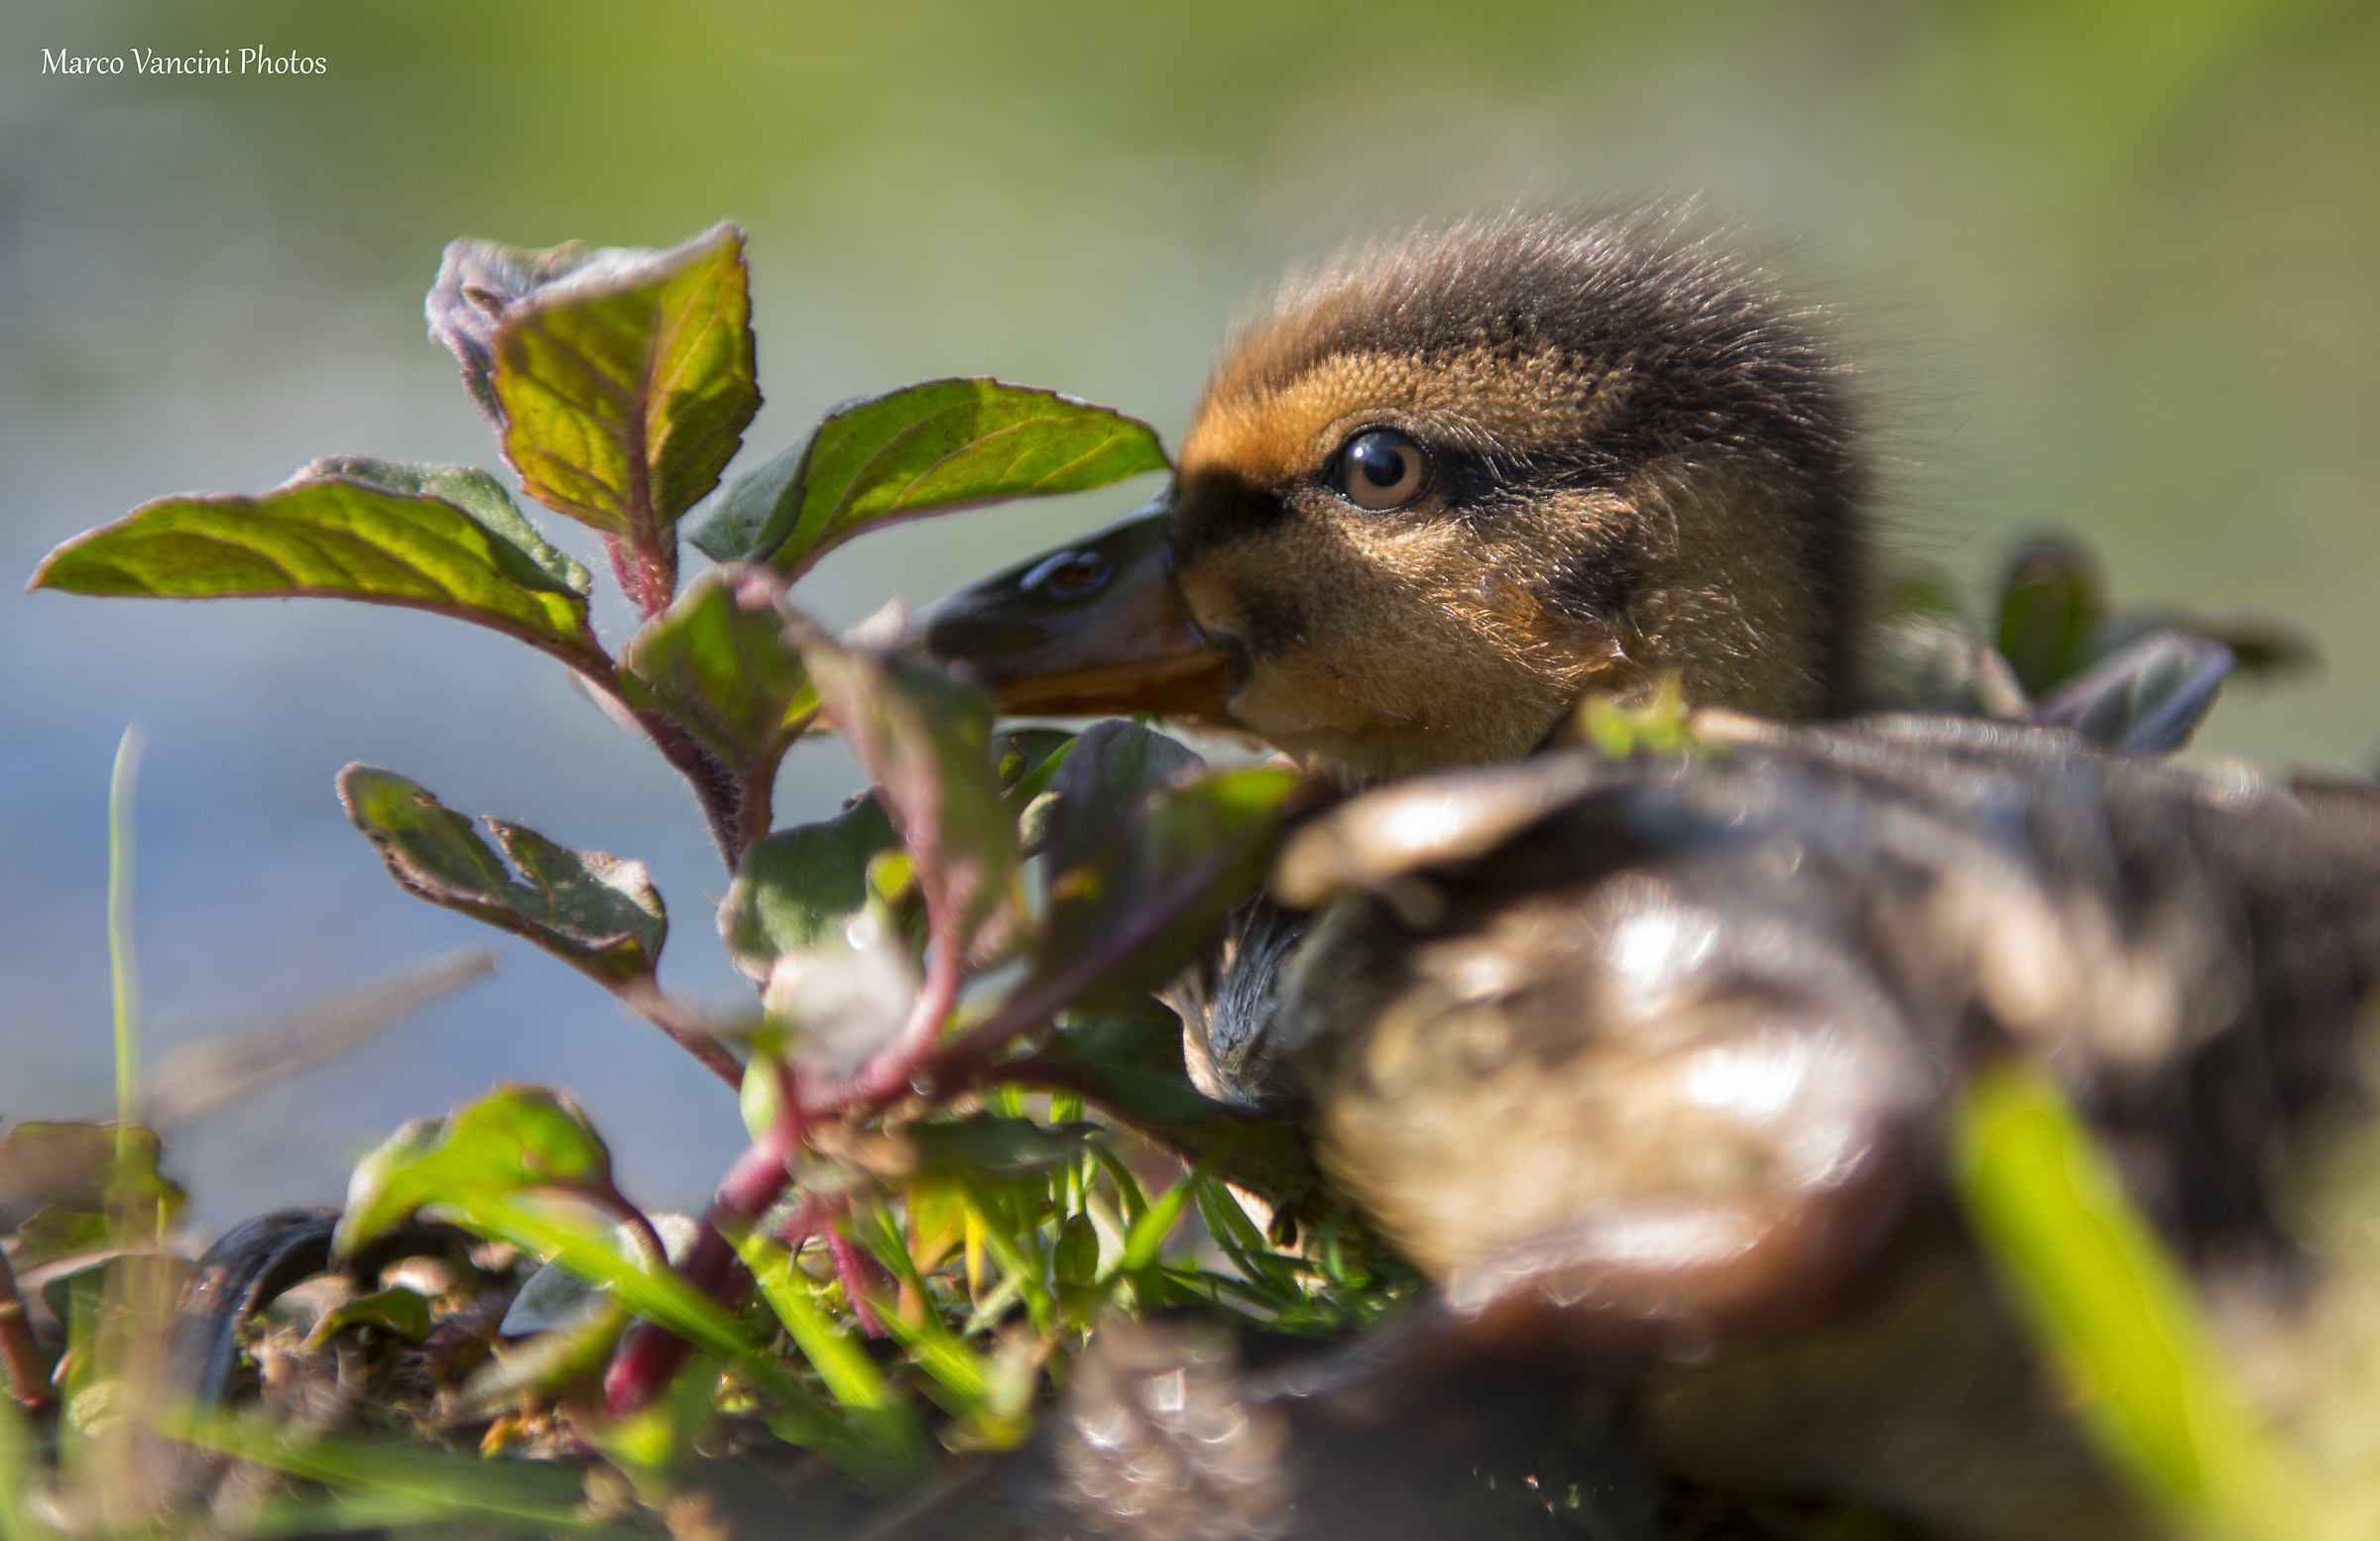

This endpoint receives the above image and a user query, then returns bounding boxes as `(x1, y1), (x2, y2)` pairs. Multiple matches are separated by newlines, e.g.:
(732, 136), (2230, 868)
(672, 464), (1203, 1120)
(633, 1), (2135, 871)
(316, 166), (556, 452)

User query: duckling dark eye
(1020, 549), (1112, 598)
(1333, 428), (1431, 512)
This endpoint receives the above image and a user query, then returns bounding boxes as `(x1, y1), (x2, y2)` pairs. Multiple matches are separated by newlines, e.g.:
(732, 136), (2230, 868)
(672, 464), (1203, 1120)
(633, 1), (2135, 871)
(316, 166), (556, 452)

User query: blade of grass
(1117, 1152), (1216, 1275)
(163, 1406), (614, 1535)
(107, 725), (146, 1241)
(0, 1394), (46, 1541)
(1953, 1059), (2325, 1541)
(736, 1233), (927, 1475)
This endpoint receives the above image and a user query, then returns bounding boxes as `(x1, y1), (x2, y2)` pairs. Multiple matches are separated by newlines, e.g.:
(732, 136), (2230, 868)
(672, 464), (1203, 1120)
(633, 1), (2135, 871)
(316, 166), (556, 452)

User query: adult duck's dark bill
(913, 500), (1233, 720)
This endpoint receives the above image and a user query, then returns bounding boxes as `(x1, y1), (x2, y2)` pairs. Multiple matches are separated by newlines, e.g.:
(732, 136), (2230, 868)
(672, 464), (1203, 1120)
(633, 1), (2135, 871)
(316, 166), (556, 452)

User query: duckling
(919, 210), (2380, 1541)
(922, 208), (1866, 787)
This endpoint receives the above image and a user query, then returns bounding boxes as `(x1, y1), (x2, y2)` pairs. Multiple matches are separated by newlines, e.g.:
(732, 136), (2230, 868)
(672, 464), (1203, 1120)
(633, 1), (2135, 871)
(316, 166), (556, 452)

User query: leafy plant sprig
(24, 220), (1352, 1518)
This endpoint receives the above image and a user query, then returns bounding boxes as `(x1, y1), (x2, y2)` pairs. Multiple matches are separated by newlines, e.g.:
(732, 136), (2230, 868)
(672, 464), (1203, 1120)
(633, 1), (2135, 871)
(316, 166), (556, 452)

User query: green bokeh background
(2, 0), (2374, 1224)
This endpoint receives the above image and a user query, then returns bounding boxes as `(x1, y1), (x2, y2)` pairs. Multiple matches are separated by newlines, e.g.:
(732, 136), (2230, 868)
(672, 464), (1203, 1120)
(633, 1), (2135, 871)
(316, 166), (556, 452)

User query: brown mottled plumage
(920, 213), (2380, 1541)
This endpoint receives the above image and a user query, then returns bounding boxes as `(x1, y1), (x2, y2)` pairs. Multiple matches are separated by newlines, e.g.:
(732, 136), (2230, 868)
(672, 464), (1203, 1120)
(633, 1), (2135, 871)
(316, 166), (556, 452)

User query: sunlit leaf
(338, 766), (665, 985)
(28, 459), (601, 667)
(690, 379), (1166, 572)
(718, 794), (898, 983)
(430, 224), (759, 539)
(333, 1088), (618, 1257)
(619, 563), (817, 788)
(801, 640), (1012, 957)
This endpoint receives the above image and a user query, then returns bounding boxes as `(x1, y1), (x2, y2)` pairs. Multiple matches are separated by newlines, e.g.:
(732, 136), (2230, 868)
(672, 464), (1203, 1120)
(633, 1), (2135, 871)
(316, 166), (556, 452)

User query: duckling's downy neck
(920, 209), (1867, 788)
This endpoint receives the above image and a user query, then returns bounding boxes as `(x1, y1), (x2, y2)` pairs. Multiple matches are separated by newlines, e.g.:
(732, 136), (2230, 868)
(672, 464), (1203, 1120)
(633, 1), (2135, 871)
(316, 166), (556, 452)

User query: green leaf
(690, 379), (1167, 573)
(1033, 1009), (1324, 1213)
(1119, 1155), (1218, 1275)
(619, 563), (817, 786)
(719, 795), (899, 983)
(801, 641), (1012, 957)
(9, 1204), (110, 1271)
(162, 1407), (609, 1535)
(433, 224), (759, 541)
(304, 1287), (433, 1349)
(333, 1088), (618, 1257)
(1953, 1059), (2319, 1540)
(1030, 720), (1201, 873)
(27, 459), (601, 667)
(338, 766), (665, 985)
(0, 1121), (184, 1231)
(1040, 1007), (1228, 1128)
(904, 1116), (1102, 1182)
(1032, 764), (1299, 1012)
(1996, 535), (2107, 697)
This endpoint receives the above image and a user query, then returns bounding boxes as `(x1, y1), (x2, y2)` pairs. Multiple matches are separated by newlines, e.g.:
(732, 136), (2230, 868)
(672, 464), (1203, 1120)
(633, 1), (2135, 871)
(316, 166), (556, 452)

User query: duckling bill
(920, 209), (1865, 786)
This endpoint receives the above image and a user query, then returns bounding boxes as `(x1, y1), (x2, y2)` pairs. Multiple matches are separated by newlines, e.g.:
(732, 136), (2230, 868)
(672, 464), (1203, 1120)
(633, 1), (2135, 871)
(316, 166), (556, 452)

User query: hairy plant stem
(634, 708), (745, 864)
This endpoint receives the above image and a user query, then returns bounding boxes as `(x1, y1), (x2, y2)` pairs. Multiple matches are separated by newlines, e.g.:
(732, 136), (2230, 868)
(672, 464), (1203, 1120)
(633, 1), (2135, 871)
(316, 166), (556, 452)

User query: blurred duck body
(920, 212), (2380, 1539)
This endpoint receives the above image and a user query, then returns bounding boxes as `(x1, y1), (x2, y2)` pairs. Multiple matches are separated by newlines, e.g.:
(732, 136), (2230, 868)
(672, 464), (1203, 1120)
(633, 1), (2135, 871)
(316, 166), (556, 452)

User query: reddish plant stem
(826, 1228), (891, 1340)
(773, 1192), (832, 1250)
(612, 977), (748, 1089)
(603, 1061), (803, 1416)
(0, 1248), (49, 1411)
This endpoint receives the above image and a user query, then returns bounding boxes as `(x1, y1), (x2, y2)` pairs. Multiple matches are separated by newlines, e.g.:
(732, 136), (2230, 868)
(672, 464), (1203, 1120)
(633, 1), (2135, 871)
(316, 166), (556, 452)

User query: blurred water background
(1, 0), (2374, 1233)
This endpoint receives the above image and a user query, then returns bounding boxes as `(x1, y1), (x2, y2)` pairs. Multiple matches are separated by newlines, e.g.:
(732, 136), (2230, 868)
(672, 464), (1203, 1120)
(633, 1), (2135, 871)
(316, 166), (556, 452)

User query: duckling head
(922, 209), (1866, 786)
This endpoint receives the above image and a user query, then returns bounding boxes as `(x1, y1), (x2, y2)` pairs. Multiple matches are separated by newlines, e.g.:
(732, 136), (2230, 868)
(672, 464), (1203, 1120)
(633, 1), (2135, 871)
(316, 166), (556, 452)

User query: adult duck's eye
(1334, 428), (1430, 512)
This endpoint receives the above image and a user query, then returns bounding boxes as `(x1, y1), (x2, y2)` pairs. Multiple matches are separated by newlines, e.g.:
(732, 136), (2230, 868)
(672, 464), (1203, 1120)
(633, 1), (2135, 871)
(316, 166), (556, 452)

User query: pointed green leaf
(719, 794), (899, 983)
(619, 564), (816, 787)
(333, 1088), (617, 1257)
(28, 459), (602, 666)
(338, 766), (665, 985)
(9, 1205), (111, 1271)
(800, 641), (1012, 957)
(1997, 535), (2107, 696)
(691, 380), (1166, 572)
(304, 1287), (433, 1349)
(442, 223), (758, 541)
(1031, 720), (1202, 874)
